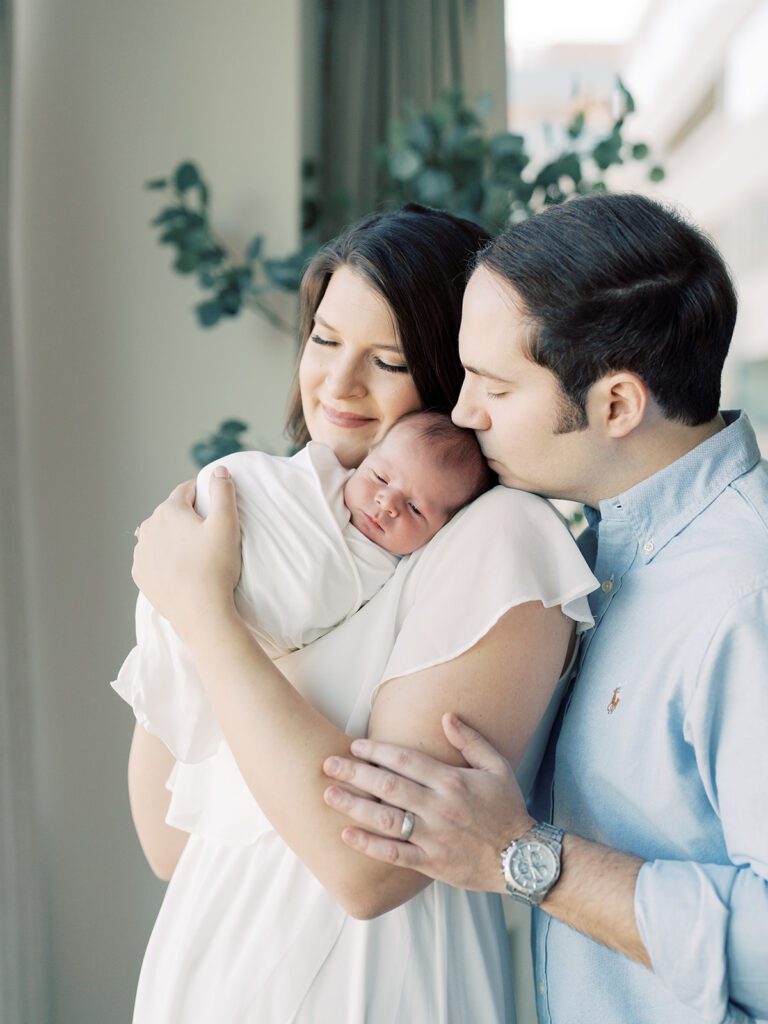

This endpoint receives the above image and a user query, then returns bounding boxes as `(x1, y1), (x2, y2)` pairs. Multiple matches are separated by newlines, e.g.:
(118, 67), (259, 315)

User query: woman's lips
(321, 404), (375, 428)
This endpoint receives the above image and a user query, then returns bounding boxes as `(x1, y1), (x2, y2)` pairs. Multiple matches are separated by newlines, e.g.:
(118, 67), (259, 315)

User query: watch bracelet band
(528, 821), (564, 851)
(499, 820), (565, 905)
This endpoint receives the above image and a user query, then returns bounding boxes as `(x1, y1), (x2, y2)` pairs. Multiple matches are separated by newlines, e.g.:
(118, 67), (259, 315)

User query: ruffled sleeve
(163, 485), (597, 844)
(379, 485), (596, 688)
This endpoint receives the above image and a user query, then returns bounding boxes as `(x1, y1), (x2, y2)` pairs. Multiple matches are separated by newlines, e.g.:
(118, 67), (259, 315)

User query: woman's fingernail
(350, 739), (368, 756)
(324, 757), (341, 775)
(214, 465), (230, 478)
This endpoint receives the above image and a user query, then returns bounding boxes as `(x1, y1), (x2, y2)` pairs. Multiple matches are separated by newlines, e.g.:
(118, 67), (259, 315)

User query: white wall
(12, 1), (302, 1019)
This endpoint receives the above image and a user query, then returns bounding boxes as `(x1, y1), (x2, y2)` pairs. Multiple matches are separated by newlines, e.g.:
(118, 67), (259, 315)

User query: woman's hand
(132, 466), (242, 644)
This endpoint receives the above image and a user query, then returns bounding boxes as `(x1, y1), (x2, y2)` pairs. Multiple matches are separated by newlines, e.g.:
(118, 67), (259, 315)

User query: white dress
(112, 443), (398, 762)
(128, 487), (598, 1023)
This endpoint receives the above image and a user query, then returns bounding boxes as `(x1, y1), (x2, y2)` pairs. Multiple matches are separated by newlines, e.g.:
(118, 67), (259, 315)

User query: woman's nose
(326, 356), (366, 399)
(452, 380), (491, 431)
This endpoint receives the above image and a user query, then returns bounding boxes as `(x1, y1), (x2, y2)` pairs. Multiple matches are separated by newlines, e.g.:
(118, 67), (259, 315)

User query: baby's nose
(376, 488), (401, 516)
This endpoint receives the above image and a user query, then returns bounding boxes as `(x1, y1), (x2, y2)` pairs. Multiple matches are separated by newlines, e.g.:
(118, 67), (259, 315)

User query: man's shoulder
(693, 457), (768, 550)
(728, 456), (768, 531)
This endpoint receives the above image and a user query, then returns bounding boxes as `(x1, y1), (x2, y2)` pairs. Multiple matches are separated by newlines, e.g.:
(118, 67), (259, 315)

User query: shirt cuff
(635, 859), (742, 1023)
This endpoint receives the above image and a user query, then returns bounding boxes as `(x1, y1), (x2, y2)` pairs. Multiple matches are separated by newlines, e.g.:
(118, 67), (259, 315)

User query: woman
(126, 204), (597, 1022)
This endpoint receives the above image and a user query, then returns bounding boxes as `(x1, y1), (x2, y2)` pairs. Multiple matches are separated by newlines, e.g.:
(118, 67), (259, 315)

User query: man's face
(452, 267), (599, 502)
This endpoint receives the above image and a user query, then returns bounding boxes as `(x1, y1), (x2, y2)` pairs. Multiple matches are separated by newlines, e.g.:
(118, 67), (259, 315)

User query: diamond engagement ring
(134, 526), (141, 539)
(399, 810), (415, 842)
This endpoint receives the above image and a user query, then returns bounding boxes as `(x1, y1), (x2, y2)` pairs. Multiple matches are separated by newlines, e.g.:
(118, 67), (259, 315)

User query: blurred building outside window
(506, 0), (768, 452)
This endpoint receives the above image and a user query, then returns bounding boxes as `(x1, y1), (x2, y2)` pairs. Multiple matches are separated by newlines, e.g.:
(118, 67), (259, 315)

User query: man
(322, 193), (768, 1023)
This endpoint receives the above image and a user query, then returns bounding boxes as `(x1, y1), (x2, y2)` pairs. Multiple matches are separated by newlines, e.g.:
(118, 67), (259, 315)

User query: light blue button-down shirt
(531, 411), (768, 1024)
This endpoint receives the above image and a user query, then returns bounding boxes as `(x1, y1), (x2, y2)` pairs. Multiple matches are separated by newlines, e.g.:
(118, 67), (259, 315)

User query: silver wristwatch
(500, 821), (564, 906)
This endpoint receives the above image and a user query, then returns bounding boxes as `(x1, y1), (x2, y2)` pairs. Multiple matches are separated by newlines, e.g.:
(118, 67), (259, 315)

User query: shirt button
(601, 579), (613, 593)
(643, 540), (655, 553)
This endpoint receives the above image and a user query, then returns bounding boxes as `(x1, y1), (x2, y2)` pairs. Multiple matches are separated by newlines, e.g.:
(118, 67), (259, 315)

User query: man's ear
(589, 372), (648, 438)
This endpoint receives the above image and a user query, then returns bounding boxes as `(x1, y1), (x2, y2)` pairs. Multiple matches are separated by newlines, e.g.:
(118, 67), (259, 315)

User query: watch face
(506, 840), (558, 894)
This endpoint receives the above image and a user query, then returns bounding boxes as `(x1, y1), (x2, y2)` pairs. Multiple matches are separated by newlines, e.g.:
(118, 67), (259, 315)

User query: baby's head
(343, 410), (494, 555)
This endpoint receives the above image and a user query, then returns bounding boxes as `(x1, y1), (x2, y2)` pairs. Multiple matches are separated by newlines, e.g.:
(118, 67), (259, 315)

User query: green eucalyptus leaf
(489, 132), (526, 160)
(218, 286), (242, 315)
(175, 251), (199, 274)
(200, 246), (226, 267)
(151, 206), (188, 227)
(174, 161), (201, 193)
(191, 442), (220, 468)
(407, 115), (438, 155)
(246, 235), (264, 261)
(263, 258), (303, 291)
(592, 131), (623, 170)
(196, 299), (222, 327)
(159, 226), (189, 246)
(616, 77), (636, 115)
(558, 152), (582, 185)
(415, 168), (454, 204)
(183, 225), (213, 253)
(219, 419), (248, 437)
(388, 147), (423, 182)
(567, 111), (585, 139)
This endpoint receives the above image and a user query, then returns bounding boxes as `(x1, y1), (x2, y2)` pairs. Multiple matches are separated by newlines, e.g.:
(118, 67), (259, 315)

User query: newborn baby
(112, 410), (493, 762)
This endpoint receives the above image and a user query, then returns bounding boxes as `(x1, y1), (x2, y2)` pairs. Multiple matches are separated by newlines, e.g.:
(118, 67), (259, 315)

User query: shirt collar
(587, 411), (761, 562)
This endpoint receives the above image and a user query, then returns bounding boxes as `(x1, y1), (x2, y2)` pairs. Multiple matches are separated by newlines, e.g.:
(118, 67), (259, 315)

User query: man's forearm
(538, 832), (650, 967)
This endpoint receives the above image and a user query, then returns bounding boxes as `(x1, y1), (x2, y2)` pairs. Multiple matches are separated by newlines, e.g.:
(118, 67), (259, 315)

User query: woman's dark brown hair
(286, 204), (492, 447)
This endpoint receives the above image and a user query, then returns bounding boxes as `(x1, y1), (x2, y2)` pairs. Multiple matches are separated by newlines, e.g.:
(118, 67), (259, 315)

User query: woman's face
(299, 266), (423, 468)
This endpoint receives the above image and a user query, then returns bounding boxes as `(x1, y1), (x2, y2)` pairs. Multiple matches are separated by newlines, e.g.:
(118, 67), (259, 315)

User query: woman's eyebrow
(313, 314), (402, 353)
(313, 314), (337, 333)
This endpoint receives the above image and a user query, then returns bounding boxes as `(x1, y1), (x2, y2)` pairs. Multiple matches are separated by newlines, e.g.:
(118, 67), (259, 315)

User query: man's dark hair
(477, 193), (738, 430)
(287, 204), (492, 447)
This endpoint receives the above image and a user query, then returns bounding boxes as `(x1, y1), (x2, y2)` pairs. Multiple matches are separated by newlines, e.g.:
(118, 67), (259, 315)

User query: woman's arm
(174, 598), (571, 918)
(127, 722), (189, 880)
(132, 470), (573, 917)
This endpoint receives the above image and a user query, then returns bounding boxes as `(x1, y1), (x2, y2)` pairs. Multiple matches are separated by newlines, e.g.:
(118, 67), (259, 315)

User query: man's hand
(323, 712), (535, 892)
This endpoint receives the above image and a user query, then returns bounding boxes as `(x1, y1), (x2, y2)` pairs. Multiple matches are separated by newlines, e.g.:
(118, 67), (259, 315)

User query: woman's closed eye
(311, 334), (408, 375)
(372, 356), (409, 374)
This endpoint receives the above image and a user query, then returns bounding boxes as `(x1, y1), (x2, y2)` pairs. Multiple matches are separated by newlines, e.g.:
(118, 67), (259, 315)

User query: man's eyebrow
(463, 363), (515, 384)
(313, 314), (402, 353)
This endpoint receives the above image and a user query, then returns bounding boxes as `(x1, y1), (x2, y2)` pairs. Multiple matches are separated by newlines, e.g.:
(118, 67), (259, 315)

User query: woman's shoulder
(421, 485), (567, 557)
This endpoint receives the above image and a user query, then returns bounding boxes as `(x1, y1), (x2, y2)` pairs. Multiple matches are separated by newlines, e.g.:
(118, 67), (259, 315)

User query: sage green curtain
(317, 0), (507, 234)
(0, 1), (50, 1021)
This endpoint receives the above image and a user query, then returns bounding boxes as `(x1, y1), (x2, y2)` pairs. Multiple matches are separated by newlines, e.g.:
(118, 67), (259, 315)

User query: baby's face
(343, 423), (470, 555)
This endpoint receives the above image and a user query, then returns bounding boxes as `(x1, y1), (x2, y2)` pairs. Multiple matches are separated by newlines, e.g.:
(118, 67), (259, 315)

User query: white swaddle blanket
(112, 442), (399, 762)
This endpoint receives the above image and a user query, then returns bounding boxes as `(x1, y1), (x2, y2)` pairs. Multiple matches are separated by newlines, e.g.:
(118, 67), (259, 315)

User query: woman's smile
(321, 404), (377, 428)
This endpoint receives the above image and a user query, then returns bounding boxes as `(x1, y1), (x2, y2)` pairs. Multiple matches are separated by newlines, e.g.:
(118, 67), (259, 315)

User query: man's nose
(452, 379), (491, 431)
(326, 356), (366, 399)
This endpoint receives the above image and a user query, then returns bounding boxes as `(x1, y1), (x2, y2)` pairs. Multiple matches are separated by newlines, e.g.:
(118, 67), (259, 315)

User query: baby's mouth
(363, 511), (385, 532)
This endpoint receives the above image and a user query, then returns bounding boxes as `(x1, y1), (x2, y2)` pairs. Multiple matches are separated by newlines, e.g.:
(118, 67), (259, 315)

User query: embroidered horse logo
(607, 687), (622, 714)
